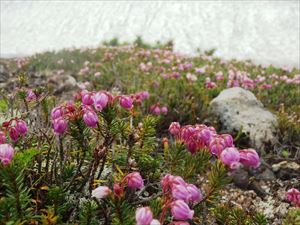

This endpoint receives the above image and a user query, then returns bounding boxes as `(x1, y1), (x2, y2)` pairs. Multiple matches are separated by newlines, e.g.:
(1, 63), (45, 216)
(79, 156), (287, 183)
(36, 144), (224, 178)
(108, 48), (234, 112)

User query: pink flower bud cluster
(51, 90), (150, 134)
(227, 70), (255, 89)
(150, 104), (168, 116)
(91, 172), (144, 202)
(159, 174), (201, 221)
(139, 62), (153, 72)
(0, 144), (15, 166)
(161, 174), (202, 204)
(205, 77), (217, 89)
(51, 103), (75, 135)
(1, 119), (28, 142)
(286, 188), (300, 207)
(135, 174), (197, 224)
(186, 73), (197, 82)
(168, 122), (260, 169)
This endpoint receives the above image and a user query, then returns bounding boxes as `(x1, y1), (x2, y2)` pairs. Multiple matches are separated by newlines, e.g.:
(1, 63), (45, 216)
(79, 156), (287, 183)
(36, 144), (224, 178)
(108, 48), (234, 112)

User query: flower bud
(82, 92), (94, 105)
(169, 122), (181, 136)
(220, 147), (240, 169)
(172, 184), (191, 202)
(53, 118), (68, 135)
(135, 207), (153, 225)
(125, 172), (144, 190)
(220, 134), (234, 147)
(83, 110), (98, 128)
(140, 91), (150, 100)
(209, 137), (226, 156)
(186, 184), (202, 202)
(113, 183), (124, 198)
(26, 89), (37, 101)
(94, 72), (101, 77)
(150, 105), (161, 115)
(119, 95), (133, 110)
(9, 127), (19, 142)
(0, 144), (15, 166)
(91, 186), (112, 199)
(198, 127), (214, 145)
(51, 107), (64, 120)
(239, 149), (260, 168)
(161, 106), (168, 115)
(171, 200), (194, 220)
(0, 131), (6, 144)
(93, 92), (109, 111)
(15, 120), (28, 135)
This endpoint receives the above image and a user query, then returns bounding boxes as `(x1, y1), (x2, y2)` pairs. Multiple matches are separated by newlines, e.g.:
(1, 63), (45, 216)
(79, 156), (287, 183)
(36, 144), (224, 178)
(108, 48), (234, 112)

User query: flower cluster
(1, 119), (28, 142)
(132, 173), (201, 225)
(161, 174), (202, 204)
(150, 103), (168, 115)
(168, 122), (260, 169)
(286, 188), (300, 207)
(91, 172), (144, 200)
(51, 90), (150, 135)
(161, 174), (202, 221)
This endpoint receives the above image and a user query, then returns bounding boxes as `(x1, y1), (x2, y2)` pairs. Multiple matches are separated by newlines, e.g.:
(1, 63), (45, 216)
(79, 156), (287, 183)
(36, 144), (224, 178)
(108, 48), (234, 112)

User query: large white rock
(210, 87), (277, 153)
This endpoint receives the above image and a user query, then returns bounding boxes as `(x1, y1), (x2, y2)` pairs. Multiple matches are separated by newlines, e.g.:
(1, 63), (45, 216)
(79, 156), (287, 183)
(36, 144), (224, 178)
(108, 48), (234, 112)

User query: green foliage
(40, 207), (58, 225)
(205, 161), (231, 205)
(0, 99), (8, 112)
(78, 199), (99, 225)
(46, 186), (72, 221)
(284, 208), (300, 225)
(0, 167), (33, 223)
(111, 200), (135, 225)
(13, 148), (40, 166)
(103, 37), (120, 47)
(167, 142), (211, 181)
(149, 197), (163, 218)
(212, 204), (268, 225)
(0, 149), (39, 224)
(276, 106), (300, 156)
(136, 115), (158, 150)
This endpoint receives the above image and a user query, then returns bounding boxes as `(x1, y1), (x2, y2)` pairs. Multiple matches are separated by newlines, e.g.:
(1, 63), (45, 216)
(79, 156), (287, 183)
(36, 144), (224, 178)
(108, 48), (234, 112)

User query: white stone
(210, 87), (277, 153)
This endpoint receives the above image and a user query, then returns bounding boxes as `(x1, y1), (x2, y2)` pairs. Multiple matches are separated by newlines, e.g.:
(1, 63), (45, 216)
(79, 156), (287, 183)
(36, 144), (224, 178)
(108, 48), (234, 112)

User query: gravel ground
(221, 178), (300, 224)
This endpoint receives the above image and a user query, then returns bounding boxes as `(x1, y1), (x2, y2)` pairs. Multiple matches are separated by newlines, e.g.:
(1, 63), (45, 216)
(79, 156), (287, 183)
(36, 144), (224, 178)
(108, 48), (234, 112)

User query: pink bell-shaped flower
(135, 207), (153, 225)
(0, 144), (15, 166)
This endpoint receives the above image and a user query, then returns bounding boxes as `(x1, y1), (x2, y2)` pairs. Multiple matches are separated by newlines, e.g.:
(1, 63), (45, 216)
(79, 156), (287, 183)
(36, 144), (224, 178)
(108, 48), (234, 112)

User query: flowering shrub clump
(0, 39), (299, 224)
(168, 122), (260, 169)
(1, 118), (28, 142)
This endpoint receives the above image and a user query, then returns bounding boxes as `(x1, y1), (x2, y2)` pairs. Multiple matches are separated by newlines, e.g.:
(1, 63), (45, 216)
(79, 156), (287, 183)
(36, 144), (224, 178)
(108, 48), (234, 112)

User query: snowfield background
(1, 1), (299, 67)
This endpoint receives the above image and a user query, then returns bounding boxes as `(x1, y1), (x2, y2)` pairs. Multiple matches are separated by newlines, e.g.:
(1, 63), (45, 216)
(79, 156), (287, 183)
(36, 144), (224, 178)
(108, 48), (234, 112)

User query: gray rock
(210, 87), (277, 153)
(272, 161), (300, 180)
(0, 64), (9, 82)
(256, 168), (276, 180)
(50, 75), (77, 95)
